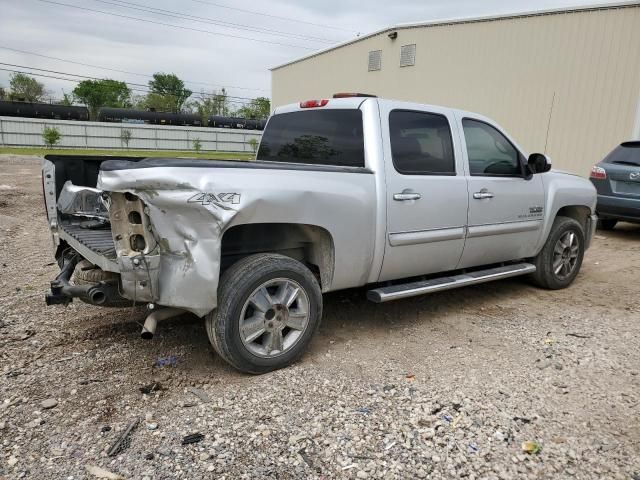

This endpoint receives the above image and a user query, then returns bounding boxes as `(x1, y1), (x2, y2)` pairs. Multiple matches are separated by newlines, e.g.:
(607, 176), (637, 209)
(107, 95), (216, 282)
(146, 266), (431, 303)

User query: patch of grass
(0, 147), (253, 160)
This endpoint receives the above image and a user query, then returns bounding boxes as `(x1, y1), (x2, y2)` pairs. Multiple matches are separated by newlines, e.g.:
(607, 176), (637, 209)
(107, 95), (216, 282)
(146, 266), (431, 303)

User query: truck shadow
(78, 275), (536, 378)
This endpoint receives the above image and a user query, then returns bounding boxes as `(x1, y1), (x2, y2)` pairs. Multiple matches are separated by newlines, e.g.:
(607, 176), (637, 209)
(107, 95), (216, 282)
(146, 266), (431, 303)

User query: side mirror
(527, 153), (552, 174)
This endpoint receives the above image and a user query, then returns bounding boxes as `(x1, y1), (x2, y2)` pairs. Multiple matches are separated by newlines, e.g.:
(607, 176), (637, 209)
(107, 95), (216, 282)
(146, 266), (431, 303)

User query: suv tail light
(300, 99), (329, 108)
(590, 165), (607, 179)
(332, 92), (377, 98)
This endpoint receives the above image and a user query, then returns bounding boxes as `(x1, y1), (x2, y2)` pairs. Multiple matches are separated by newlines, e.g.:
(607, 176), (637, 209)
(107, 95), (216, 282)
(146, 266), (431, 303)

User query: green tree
(148, 73), (192, 113)
(0, 87), (5, 100)
(247, 138), (258, 154)
(192, 137), (202, 153)
(120, 128), (133, 149)
(8, 73), (46, 102)
(58, 92), (74, 106)
(72, 79), (131, 120)
(42, 126), (61, 149)
(236, 97), (271, 119)
(194, 88), (231, 124)
(142, 92), (176, 113)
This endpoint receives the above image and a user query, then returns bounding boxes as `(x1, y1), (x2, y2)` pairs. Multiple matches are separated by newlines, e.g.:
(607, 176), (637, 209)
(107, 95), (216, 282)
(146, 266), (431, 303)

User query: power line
(0, 67), (253, 106)
(34, 0), (317, 50)
(0, 62), (261, 102)
(186, 0), (357, 34)
(0, 46), (269, 93)
(91, 0), (338, 44)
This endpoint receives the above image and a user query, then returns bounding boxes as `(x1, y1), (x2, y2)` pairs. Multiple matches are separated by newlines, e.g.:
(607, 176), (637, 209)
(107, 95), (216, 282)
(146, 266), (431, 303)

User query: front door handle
(394, 192), (422, 201)
(473, 190), (494, 200)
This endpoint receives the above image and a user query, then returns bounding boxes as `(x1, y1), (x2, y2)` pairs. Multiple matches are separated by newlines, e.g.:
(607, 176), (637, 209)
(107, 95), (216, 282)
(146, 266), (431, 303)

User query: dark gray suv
(590, 141), (640, 230)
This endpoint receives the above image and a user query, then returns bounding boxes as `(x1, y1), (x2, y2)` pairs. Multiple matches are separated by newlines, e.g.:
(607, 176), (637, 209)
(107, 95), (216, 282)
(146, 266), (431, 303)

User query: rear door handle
(473, 190), (494, 199)
(393, 192), (422, 201)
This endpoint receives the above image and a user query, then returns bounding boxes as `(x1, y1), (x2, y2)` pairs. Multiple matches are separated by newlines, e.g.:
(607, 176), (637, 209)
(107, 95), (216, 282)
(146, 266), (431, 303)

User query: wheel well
(220, 223), (334, 291)
(556, 205), (590, 232)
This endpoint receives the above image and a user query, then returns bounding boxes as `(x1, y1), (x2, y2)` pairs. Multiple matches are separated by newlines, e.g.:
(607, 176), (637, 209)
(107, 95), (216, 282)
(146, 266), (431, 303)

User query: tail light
(300, 99), (329, 108)
(590, 165), (607, 179)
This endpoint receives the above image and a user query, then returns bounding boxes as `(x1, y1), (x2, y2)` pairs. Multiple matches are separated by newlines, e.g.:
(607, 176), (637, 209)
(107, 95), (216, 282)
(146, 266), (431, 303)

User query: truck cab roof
(273, 96), (495, 126)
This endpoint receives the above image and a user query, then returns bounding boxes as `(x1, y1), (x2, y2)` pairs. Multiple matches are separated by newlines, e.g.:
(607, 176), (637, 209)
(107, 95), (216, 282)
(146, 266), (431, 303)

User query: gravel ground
(1, 155), (639, 480)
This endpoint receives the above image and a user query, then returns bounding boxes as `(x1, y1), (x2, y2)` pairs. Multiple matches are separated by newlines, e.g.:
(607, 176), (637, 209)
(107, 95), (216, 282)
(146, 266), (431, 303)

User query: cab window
(389, 110), (455, 175)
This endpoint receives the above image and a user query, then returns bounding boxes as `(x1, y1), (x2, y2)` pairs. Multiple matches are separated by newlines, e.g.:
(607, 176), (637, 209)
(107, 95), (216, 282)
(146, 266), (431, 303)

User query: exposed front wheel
(530, 216), (585, 289)
(206, 253), (322, 374)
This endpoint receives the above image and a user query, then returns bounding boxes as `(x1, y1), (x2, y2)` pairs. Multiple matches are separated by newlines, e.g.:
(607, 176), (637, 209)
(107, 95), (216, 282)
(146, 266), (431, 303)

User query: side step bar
(367, 262), (536, 303)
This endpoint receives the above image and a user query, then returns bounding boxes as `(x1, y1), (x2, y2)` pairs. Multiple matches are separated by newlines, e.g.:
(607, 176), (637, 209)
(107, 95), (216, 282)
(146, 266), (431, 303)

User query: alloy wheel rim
(239, 278), (310, 358)
(552, 230), (580, 279)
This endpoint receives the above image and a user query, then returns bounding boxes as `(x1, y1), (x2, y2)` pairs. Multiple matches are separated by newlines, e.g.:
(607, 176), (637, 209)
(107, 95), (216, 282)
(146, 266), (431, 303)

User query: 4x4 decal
(187, 192), (241, 206)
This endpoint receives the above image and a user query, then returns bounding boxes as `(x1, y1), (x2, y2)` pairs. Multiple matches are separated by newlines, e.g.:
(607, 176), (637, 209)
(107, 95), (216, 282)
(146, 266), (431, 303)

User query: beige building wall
(272, 4), (640, 176)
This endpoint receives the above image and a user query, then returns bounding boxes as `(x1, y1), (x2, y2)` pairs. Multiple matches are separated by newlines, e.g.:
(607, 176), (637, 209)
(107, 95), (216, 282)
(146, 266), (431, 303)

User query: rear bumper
(596, 194), (640, 221)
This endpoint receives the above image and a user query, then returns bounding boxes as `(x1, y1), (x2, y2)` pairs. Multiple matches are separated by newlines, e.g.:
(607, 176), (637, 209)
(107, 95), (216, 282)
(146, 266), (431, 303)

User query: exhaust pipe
(88, 287), (107, 305)
(141, 307), (184, 340)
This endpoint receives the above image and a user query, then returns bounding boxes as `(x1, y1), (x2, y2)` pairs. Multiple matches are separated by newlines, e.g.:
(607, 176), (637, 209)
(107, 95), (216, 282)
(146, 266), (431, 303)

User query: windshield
(257, 109), (365, 167)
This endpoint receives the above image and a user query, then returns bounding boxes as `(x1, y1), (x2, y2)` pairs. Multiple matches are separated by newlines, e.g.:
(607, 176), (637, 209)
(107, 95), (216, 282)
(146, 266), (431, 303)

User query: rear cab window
(389, 110), (455, 175)
(257, 110), (365, 167)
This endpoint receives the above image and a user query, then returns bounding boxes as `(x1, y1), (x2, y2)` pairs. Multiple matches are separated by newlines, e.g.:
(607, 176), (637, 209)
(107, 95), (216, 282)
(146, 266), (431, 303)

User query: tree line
(0, 72), (271, 122)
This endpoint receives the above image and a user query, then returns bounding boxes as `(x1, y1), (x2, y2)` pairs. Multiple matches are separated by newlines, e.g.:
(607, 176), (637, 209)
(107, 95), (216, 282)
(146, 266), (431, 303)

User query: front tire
(530, 216), (585, 289)
(206, 253), (323, 374)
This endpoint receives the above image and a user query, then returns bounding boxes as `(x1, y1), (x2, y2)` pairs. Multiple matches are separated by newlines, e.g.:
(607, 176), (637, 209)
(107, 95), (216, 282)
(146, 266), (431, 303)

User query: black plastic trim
(99, 158), (374, 174)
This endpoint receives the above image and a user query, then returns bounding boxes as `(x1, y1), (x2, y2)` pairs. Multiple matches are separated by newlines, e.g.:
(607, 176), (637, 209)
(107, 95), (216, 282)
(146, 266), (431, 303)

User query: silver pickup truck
(43, 94), (597, 373)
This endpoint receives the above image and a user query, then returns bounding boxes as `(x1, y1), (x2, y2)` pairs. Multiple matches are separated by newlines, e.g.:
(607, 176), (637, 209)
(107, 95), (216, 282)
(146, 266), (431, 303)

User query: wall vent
(400, 44), (416, 67)
(368, 50), (382, 71)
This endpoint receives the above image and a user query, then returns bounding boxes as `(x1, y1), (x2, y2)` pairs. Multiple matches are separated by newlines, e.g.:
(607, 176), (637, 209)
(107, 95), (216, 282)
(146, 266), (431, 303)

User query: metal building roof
(271, 1), (640, 70)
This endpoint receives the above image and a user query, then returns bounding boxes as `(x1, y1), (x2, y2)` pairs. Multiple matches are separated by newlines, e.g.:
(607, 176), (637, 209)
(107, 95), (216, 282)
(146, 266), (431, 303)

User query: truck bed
(60, 223), (116, 260)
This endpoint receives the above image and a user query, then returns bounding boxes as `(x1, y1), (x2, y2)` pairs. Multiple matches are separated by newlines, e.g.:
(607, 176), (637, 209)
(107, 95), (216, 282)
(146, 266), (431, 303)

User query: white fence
(0, 116), (262, 153)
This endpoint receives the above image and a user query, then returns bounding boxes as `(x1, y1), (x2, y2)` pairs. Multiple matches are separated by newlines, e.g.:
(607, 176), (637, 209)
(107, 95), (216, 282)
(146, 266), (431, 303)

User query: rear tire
(530, 216), (585, 290)
(206, 253), (322, 374)
(597, 218), (617, 230)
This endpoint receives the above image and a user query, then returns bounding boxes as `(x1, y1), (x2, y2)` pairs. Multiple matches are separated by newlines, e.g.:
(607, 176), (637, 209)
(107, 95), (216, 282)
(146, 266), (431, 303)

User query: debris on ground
(85, 464), (125, 479)
(107, 418), (139, 457)
(522, 440), (542, 454)
(566, 333), (593, 339)
(139, 382), (163, 394)
(187, 387), (211, 403)
(40, 398), (58, 409)
(153, 356), (179, 368)
(182, 432), (205, 445)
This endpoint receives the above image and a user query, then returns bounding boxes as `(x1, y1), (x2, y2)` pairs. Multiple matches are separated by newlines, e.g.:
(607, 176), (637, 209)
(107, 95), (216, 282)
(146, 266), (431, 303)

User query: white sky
(0, 0), (624, 104)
